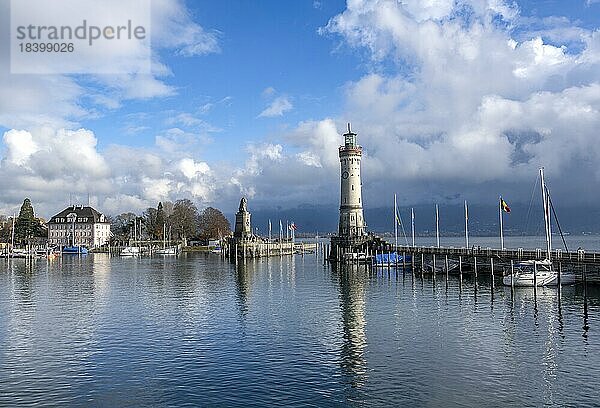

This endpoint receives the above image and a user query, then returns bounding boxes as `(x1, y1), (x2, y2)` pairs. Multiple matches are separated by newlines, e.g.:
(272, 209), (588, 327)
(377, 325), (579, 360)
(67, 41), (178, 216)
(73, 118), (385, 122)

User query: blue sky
(1, 0), (600, 217)
(88, 1), (354, 157)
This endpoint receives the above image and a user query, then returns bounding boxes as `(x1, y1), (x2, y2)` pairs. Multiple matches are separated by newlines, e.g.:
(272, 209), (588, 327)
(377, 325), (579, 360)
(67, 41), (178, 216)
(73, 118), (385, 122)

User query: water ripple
(0, 255), (599, 406)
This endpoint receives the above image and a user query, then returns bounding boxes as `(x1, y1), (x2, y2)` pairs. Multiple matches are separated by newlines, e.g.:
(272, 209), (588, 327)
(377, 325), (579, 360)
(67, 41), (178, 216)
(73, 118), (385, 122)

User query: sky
(0, 0), (599, 220)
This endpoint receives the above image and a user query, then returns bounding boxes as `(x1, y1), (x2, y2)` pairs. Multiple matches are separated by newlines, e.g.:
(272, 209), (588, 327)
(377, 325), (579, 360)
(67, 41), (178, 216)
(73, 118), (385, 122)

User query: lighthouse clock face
(342, 171), (349, 179)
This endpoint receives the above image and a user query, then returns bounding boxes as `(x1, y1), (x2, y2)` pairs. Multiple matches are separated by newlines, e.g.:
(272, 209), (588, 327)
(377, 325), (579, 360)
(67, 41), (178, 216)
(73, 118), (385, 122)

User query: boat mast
(499, 196), (504, 250)
(464, 200), (469, 249)
(411, 208), (415, 247)
(435, 204), (440, 248)
(394, 194), (398, 253)
(540, 167), (552, 260)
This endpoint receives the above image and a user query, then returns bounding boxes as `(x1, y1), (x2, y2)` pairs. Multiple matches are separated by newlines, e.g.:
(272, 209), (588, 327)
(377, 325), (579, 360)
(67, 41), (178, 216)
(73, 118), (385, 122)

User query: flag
(500, 197), (511, 213)
(290, 223), (298, 231)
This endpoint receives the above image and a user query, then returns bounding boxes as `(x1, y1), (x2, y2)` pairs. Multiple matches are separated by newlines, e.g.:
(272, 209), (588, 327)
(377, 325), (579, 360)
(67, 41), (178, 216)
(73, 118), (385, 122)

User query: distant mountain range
(227, 203), (600, 236)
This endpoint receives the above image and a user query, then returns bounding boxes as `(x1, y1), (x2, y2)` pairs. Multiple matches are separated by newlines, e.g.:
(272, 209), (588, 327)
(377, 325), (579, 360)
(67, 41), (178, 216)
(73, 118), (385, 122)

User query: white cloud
(178, 158), (211, 180)
(306, 0), (600, 206)
(0, 126), (224, 216)
(258, 96), (293, 117)
(165, 112), (222, 132)
(2, 130), (39, 166)
(262, 87), (276, 97)
(0, 0), (220, 130)
(151, 0), (221, 56)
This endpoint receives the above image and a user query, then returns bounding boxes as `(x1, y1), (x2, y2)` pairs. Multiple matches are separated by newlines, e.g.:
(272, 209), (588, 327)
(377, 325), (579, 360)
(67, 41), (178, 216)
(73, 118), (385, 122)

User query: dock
(323, 237), (600, 283)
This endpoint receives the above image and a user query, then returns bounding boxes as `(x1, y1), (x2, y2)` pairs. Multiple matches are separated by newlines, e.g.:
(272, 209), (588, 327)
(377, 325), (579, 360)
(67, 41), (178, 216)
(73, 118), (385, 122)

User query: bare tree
(169, 199), (199, 242)
(198, 207), (231, 240)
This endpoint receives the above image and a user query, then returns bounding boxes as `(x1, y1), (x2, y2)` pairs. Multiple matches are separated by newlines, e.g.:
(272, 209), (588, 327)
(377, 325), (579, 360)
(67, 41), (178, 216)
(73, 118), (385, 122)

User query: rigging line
(396, 207), (409, 246)
(525, 172), (540, 235)
(548, 191), (569, 252)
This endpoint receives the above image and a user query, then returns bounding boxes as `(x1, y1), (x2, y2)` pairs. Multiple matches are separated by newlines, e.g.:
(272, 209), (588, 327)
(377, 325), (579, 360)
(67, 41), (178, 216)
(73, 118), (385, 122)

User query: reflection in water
(1, 254), (600, 406)
(334, 265), (368, 395)
(235, 261), (251, 322)
(504, 287), (570, 406)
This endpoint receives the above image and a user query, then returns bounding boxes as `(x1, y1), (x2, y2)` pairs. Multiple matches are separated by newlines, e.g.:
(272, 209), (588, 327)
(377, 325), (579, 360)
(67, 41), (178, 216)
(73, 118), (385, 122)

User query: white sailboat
(121, 218), (141, 256)
(155, 224), (179, 256)
(120, 246), (141, 256)
(503, 167), (574, 287)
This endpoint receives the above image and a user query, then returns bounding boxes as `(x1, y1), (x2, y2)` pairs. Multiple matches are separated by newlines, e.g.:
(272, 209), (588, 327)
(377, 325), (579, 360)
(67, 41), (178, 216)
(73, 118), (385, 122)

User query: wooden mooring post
(490, 257), (494, 289)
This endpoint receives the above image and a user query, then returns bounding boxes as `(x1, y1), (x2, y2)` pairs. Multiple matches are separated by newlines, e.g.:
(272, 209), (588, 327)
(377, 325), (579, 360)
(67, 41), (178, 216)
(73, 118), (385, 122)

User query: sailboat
(155, 224), (179, 256)
(503, 168), (574, 287)
(120, 218), (141, 256)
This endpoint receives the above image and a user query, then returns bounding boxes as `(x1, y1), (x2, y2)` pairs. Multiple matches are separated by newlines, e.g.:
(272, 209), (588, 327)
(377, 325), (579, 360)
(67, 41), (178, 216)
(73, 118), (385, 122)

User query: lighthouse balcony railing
(339, 145), (362, 153)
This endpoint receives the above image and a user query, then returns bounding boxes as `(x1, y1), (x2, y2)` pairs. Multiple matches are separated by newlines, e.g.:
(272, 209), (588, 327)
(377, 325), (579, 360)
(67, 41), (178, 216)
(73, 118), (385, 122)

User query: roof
(49, 205), (109, 224)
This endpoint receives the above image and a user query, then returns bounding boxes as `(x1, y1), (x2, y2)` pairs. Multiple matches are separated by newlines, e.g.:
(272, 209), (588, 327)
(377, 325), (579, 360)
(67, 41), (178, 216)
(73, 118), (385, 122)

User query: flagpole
(268, 219), (272, 242)
(394, 194), (398, 253)
(464, 200), (469, 249)
(499, 196), (504, 250)
(411, 208), (415, 247)
(435, 204), (440, 248)
(279, 220), (282, 241)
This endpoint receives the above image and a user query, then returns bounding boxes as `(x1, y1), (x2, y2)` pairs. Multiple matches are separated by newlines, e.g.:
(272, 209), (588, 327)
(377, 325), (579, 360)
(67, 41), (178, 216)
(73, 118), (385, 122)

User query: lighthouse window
(352, 185), (354, 190)
(359, 198), (361, 203)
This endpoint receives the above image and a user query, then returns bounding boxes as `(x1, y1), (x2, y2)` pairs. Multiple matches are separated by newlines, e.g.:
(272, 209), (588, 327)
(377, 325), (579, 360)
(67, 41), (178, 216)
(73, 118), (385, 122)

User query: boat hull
(62, 246), (88, 255)
(502, 272), (576, 286)
(155, 246), (179, 256)
(120, 247), (140, 256)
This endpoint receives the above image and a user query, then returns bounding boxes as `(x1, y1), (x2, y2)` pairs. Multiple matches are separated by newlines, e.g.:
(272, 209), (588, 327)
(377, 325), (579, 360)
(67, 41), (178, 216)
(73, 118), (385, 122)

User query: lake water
(1, 242), (599, 407)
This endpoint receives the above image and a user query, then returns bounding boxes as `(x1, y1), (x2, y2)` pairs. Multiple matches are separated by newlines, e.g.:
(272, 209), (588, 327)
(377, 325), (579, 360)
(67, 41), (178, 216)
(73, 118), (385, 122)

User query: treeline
(110, 199), (231, 242)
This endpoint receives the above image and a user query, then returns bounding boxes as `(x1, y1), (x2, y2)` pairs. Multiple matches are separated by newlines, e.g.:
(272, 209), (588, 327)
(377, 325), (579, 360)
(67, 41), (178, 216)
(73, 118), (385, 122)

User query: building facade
(338, 123), (366, 237)
(47, 205), (111, 248)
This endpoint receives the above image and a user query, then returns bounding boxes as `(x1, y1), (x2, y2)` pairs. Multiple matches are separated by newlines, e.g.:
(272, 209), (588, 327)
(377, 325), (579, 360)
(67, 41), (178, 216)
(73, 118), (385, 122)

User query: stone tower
(338, 123), (366, 237)
(234, 197), (252, 240)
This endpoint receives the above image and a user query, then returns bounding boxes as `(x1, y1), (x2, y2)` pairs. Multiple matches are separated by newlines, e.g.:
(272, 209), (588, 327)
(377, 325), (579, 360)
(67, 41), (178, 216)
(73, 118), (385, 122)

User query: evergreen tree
(155, 201), (166, 239)
(15, 198), (45, 244)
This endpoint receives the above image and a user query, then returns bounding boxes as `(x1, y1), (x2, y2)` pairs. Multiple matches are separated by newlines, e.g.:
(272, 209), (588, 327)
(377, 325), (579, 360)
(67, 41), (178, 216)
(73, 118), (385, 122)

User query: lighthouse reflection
(335, 265), (368, 392)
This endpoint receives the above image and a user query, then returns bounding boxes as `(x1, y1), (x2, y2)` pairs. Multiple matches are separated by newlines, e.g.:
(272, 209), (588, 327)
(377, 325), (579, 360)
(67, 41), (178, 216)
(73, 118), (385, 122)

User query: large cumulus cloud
(235, 0), (600, 208)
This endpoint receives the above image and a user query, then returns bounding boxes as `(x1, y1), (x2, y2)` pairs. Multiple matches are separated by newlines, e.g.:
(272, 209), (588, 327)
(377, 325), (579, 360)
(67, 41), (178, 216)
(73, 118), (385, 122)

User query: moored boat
(155, 246), (179, 256)
(62, 245), (89, 254)
(120, 246), (140, 256)
(373, 252), (412, 267)
(503, 168), (574, 287)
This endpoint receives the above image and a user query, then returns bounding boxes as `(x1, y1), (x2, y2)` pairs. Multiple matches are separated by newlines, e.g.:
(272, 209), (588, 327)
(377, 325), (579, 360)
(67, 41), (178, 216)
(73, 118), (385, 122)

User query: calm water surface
(1, 247), (599, 407)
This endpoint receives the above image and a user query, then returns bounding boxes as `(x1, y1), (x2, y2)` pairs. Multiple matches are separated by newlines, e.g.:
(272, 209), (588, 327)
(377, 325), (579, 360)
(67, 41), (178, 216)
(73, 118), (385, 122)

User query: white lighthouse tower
(338, 123), (366, 237)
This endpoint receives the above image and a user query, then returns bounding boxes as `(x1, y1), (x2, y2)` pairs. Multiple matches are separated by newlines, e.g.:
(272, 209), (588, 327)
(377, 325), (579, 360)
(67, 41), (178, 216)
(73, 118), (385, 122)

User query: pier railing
(393, 245), (600, 265)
